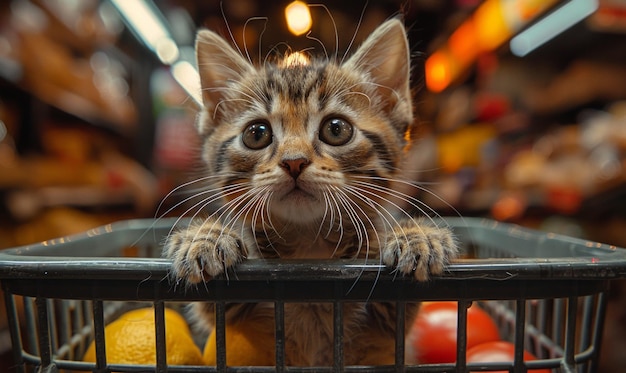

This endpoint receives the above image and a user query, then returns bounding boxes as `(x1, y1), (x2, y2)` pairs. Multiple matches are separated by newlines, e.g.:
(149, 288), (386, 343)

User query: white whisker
(260, 191), (282, 257)
(334, 82), (373, 107)
(345, 181), (441, 254)
(304, 31), (328, 60)
(132, 174), (234, 247)
(220, 1), (244, 58)
(331, 186), (374, 259)
(308, 4), (337, 60)
(159, 180), (248, 222)
(227, 187), (271, 236)
(243, 17), (268, 64)
(331, 186), (391, 298)
(326, 189), (339, 239)
(340, 184), (407, 281)
(156, 174), (224, 217)
(184, 185), (256, 244)
(263, 42), (291, 67)
(342, 185), (402, 240)
(351, 175), (462, 226)
(351, 180), (439, 225)
(344, 181), (456, 278)
(212, 188), (262, 231)
(341, 1), (368, 64)
(165, 183), (253, 247)
(323, 186), (345, 255)
(249, 188), (266, 250)
(330, 188), (361, 250)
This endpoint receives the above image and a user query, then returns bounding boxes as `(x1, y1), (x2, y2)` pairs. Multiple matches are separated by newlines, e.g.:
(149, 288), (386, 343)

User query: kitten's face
(195, 19), (413, 224)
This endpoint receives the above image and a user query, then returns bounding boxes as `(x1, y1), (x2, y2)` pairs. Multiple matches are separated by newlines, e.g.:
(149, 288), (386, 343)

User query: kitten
(163, 18), (458, 366)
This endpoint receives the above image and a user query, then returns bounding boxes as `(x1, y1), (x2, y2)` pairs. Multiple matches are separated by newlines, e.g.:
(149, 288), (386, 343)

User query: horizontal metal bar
(1, 217), (626, 282)
(1, 256), (626, 281)
(1, 276), (608, 302)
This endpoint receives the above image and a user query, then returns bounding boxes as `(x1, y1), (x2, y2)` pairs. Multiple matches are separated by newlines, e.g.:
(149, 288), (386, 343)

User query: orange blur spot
(425, 50), (453, 93)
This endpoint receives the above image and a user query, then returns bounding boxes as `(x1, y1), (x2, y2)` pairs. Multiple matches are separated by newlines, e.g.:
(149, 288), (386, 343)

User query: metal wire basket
(1, 217), (626, 373)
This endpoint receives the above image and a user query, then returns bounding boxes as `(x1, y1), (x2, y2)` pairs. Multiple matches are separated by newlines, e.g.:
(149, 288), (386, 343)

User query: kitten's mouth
(281, 186), (316, 202)
(273, 184), (324, 222)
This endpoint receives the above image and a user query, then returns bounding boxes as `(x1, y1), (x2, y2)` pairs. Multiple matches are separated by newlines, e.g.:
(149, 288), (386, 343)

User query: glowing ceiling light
(285, 1), (312, 36)
(156, 38), (180, 65)
(111, 0), (179, 65)
(510, 0), (599, 57)
(171, 60), (202, 106)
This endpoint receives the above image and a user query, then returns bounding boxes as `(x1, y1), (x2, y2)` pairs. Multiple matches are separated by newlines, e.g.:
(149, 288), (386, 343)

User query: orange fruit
(203, 319), (275, 366)
(117, 307), (190, 331)
(83, 307), (204, 366)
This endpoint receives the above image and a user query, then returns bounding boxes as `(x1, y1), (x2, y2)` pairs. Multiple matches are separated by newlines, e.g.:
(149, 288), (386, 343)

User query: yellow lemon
(203, 319), (275, 366)
(83, 307), (204, 366)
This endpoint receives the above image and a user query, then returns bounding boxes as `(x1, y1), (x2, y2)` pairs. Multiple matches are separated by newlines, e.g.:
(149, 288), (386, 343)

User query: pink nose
(281, 158), (310, 179)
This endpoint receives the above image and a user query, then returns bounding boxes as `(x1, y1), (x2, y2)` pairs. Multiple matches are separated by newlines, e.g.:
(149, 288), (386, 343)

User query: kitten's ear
(195, 29), (253, 118)
(344, 19), (411, 108)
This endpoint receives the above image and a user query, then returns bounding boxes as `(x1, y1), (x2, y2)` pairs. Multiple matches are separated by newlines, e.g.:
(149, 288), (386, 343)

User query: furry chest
(282, 303), (336, 364)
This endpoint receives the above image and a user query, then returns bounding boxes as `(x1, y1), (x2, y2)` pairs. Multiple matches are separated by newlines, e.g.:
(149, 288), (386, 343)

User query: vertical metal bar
(46, 299), (58, 356)
(395, 301), (405, 373)
(526, 299), (534, 332)
(513, 300), (526, 373)
(84, 300), (92, 330)
(83, 300), (93, 361)
(537, 299), (547, 358)
(578, 296), (594, 357)
(456, 300), (469, 373)
(48, 300), (58, 358)
(92, 300), (107, 372)
(500, 300), (514, 340)
(275, 300), (286, 373)
(525, 299), (534, 351)
(24, 296), (39, 355)
(553, 298), (564, 348)
(561, 297), (577, 372)
(589, 291), (608, 373)
(58, 300), (72, 359)
(36, 297), (53, 370)
(215, 301), (227, 372)
(333, 300), (344, 373)
(4, 291), (26, 373)
(154, 302), (167, 373)
(73, 301), (86, 359)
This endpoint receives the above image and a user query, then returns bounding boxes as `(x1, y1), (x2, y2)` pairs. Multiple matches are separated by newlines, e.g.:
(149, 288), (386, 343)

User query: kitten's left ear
(344, 19), (412, 112)
(195, 29), (254, 127)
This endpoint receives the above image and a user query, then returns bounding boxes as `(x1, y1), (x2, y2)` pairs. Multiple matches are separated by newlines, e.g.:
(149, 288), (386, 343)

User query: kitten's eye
(319, 118), (353, 146)
(242, 122), (273, 149)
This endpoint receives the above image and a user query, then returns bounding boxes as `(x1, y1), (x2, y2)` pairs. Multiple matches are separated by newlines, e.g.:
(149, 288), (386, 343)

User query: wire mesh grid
(1, 217), (625, 372)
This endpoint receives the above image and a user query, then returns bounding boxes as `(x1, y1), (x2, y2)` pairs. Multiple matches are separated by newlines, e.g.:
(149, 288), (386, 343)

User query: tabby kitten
(164, 18), (458, 365)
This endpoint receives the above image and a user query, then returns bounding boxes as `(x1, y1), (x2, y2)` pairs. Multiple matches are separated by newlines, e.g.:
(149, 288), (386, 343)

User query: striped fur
(163, 18), (457, 365)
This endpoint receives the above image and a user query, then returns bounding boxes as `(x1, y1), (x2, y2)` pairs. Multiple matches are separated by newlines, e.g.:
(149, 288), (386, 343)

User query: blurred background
(0, 0), (625, 370)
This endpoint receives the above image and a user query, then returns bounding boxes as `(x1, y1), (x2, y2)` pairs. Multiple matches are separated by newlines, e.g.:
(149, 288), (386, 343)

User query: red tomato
(466, 341), (551, 373)
(411, 301), (500, 364)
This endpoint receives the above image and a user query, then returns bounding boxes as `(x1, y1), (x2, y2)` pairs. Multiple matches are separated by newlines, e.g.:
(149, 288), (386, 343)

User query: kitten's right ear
(195, 30), (253, 119)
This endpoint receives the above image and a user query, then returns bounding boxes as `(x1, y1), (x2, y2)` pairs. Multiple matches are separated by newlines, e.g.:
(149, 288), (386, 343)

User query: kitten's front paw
(382, 220), (457, 281)
(163, 221), (245, 284)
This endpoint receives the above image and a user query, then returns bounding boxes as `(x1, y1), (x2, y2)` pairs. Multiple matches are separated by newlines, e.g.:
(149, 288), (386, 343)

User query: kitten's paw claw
(382, 222), (457, 281)
(164, 226), (244, 285)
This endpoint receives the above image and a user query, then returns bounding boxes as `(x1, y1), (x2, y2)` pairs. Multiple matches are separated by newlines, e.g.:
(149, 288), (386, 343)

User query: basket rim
(0, 217), (625, 281)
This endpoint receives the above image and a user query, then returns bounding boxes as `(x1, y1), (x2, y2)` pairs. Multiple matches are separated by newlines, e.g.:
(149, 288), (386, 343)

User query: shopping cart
(1, 217), (626, 373)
